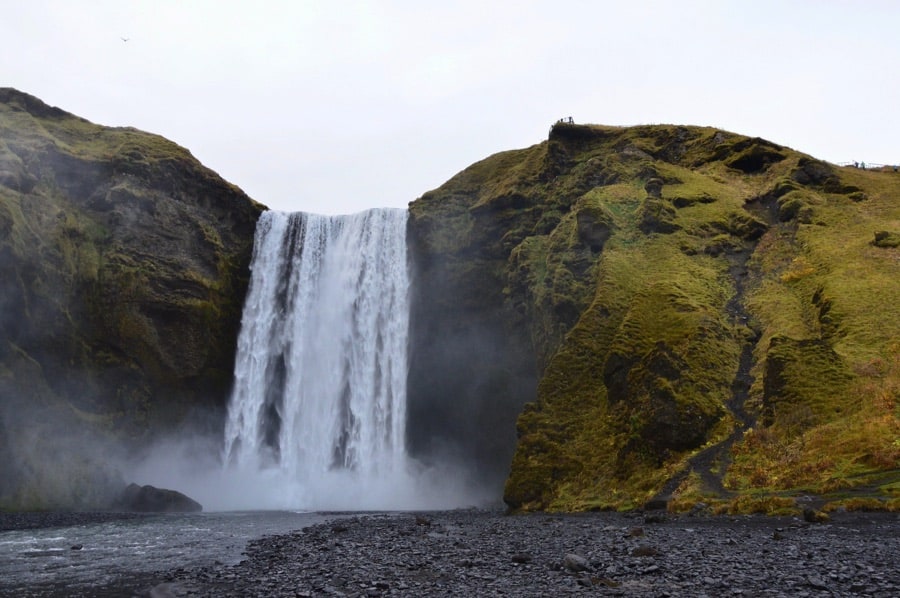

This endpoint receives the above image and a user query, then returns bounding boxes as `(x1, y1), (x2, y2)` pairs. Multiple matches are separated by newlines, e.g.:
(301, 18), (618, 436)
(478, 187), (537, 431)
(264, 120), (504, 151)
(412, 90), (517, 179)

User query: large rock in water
(114, 483), (202, 513)
(0, 88), (264, 509)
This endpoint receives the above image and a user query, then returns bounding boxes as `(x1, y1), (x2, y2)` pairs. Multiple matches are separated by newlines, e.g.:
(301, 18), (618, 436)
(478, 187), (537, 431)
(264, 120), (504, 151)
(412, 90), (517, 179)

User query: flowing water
(0, 511), (330, 596)
(221, 209), (429, 509)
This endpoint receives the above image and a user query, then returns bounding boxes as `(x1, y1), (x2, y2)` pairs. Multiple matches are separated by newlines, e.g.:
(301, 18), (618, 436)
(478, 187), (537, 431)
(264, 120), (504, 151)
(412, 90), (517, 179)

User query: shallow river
(0, 510), (331, 596)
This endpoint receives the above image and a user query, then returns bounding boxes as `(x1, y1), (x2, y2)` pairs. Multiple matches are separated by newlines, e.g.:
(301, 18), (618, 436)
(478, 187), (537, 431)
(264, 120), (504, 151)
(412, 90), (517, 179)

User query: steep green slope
(0, 89), (264, 508)
(409, 122), (899, 512)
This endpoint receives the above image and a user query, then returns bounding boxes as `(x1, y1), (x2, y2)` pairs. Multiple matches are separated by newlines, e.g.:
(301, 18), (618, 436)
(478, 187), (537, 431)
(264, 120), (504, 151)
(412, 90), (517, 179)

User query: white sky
(3, 1), (898, 214)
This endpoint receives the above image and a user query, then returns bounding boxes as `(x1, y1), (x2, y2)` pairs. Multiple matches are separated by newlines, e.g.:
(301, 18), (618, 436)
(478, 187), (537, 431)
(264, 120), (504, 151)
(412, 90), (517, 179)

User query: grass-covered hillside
(0, 89), (263, 508)
(409, 122), (899, 514)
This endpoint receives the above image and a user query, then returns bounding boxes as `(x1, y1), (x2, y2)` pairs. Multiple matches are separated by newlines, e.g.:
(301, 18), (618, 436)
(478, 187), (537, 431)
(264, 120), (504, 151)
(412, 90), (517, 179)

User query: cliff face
(0, 89), (264, 507)
(409, 123), (900, 512)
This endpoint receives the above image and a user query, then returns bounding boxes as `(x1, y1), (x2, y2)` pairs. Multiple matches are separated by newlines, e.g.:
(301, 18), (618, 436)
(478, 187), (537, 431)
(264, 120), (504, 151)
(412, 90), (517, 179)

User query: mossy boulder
(873, 230), (900, 248)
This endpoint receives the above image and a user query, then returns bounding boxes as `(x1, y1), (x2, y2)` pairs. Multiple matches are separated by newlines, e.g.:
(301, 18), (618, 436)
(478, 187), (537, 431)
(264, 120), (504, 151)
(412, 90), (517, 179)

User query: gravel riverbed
(128, 509), (900, 597)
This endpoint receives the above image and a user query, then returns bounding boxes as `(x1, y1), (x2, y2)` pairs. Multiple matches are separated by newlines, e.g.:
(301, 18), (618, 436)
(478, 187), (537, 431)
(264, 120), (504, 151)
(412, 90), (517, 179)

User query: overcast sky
(3, 1), (898, 214)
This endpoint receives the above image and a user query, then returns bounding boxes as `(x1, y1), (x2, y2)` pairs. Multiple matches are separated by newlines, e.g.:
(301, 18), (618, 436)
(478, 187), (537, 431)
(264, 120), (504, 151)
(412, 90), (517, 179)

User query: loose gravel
(134, 509), (899, 597)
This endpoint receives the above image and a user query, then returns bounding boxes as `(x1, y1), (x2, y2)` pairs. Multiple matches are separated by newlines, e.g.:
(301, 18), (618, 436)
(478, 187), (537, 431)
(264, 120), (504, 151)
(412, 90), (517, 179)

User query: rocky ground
(122, 508), (900, 597)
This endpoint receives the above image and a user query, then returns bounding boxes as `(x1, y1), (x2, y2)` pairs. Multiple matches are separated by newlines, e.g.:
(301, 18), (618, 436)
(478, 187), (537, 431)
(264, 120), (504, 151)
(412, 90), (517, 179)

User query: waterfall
(222, 208), (412, 509)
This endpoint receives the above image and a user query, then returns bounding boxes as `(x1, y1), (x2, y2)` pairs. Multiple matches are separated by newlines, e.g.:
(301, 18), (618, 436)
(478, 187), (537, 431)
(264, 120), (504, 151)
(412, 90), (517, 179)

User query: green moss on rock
(410, 120), (900, 512)
(0, 88), (264, 508)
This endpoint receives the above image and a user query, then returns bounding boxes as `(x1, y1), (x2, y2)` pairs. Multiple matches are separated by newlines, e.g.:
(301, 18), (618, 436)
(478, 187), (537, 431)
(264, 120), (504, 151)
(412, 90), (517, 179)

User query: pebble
(90, 509), (900, 597)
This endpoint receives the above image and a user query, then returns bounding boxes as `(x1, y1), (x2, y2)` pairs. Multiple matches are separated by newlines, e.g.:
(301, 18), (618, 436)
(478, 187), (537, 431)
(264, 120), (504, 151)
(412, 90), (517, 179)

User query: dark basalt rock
(113, 483), (202, 513)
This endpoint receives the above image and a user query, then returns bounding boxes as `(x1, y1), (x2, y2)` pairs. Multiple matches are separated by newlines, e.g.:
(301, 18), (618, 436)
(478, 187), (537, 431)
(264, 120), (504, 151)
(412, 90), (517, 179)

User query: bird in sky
(121, 37), (130, 42)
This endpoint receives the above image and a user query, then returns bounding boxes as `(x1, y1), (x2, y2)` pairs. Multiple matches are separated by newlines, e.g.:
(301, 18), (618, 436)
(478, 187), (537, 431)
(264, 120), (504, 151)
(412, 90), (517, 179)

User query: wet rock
(113, 483), (202, 513)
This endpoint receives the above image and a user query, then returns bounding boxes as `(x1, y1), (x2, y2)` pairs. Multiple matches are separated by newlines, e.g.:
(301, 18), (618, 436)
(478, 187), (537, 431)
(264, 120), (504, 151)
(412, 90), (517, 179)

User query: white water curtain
(222, 209), (410, 506)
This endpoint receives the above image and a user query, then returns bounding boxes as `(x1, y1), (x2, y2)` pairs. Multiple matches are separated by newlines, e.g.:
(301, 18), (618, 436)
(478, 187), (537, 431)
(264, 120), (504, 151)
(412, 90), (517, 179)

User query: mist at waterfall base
(132, 208), (492, 512)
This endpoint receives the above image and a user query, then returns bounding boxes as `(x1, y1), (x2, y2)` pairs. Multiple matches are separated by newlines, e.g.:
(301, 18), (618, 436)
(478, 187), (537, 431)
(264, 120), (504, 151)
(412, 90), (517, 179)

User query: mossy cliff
(0, 89), (264, 507)
(408, 122), (899, 512)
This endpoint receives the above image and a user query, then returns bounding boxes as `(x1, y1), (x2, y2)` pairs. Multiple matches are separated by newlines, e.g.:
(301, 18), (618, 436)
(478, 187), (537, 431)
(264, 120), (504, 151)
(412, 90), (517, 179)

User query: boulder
(113, 483), (202, 512)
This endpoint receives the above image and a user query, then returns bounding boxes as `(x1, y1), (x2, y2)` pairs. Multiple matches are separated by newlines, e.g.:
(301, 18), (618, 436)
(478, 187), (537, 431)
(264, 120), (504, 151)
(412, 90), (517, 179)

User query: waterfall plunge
(220, 209), (472, 511)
